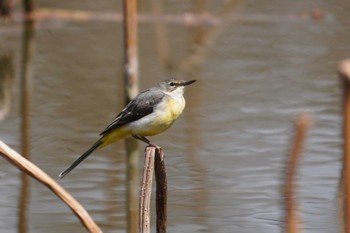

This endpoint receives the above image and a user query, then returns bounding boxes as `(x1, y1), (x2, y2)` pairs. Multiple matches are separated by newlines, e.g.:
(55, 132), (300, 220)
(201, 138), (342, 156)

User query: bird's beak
(180, 80), (196, 86)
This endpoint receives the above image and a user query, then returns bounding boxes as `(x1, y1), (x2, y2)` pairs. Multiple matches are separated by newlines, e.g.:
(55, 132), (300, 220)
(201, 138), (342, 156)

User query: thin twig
(0, 141), (102, 233)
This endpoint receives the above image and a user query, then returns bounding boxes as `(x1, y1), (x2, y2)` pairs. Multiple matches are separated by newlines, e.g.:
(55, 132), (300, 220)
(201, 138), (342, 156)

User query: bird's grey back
(100, 87), (165, 135)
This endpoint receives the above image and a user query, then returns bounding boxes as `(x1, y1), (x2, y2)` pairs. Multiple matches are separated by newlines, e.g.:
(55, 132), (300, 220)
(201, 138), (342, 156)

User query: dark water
(0, 0), (349, 232)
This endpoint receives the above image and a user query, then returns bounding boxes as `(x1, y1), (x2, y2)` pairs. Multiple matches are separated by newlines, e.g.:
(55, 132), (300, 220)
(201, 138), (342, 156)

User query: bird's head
(159, 78), (196, 94)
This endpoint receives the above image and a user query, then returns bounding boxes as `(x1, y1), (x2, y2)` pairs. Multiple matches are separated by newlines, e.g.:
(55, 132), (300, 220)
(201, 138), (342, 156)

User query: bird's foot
(133, 135), (159, 148)
(147, 143), (160, 149)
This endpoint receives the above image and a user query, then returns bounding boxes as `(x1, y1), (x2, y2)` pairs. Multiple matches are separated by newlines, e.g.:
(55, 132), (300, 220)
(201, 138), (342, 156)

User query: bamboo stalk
(154, 148), (167, 233)
(339, 58), (350, 233)
(0, 141), (102, 233)
(284, 113), (312, 233)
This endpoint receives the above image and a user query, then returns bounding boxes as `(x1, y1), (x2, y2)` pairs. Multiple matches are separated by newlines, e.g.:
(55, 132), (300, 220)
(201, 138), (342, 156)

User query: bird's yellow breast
(166, 95), (185, 119)
(126, 94), (186, 136)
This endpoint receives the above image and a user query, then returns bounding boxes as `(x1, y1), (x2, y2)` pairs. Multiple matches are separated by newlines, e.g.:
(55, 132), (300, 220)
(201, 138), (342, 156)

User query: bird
(59, 78), (196, 178)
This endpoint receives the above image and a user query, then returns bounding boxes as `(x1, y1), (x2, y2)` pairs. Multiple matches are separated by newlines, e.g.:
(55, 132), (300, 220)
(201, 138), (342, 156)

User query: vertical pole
(123, 0), (139, 101)
(339, 59), (350, 233)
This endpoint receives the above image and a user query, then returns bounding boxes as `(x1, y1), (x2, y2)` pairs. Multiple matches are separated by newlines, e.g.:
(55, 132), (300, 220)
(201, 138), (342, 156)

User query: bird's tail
(59, 140), (103, 179)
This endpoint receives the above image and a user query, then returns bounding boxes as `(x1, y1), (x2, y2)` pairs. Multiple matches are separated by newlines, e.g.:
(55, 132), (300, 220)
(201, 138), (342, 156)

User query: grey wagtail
(59, 78), (196, 178)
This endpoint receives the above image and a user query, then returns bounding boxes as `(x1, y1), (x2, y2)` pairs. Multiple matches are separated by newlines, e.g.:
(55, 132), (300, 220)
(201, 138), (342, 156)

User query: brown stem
(139, 147), (155, 233)
(155, 148), (167, 233)
(0, 141), (102, 233)
(284, 113), (312, 233)
(339, 59), (350, 233)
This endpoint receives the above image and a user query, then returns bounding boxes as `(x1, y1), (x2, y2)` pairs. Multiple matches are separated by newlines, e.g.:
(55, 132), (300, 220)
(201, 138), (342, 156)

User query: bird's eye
(169, 82), (175, 86)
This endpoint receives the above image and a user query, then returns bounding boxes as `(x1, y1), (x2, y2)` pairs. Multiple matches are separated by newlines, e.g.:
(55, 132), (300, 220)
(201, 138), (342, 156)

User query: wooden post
(284, 113), (312, 233)
(123, 0), (139, 101)
(339, 58), (350, 233)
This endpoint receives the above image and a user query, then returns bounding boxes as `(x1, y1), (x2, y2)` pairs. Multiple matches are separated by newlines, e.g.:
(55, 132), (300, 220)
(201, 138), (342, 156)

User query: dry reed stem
(284, 113), (313, 233)
(123, 0), (139, 101)
(139, 146), (168, 233)
(339, 58), (350, 233)
(154, 148), (167, 233)
(0, 141), (102, 233)
(139, 146), (155, 233)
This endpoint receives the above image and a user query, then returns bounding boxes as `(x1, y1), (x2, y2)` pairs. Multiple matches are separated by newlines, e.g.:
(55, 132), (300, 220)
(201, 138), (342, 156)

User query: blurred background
(0, 0), (349, 232)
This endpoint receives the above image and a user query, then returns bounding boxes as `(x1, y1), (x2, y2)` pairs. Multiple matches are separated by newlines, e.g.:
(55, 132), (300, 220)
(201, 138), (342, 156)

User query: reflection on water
(125, 138), (139, 233)
(0, 53), (13, 121)
(18, 20), (36, 233)
(0, 0), (348, 233)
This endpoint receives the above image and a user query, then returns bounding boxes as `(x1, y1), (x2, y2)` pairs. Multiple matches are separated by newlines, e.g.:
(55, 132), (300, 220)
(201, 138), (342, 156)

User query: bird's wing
(99, 88), (165, 136)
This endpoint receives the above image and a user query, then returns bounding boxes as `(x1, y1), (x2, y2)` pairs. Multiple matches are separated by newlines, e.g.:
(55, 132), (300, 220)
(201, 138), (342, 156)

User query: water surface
(0, 0), (349, 232)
